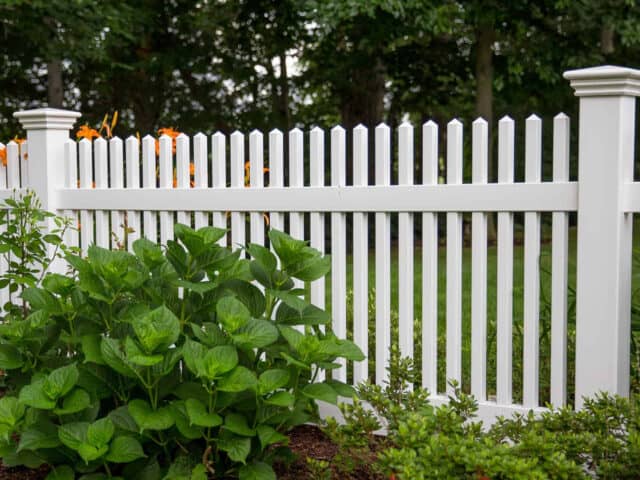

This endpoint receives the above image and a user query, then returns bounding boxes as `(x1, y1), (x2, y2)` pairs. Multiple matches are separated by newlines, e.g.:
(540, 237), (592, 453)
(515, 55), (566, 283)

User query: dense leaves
(0, 196), (361, 478)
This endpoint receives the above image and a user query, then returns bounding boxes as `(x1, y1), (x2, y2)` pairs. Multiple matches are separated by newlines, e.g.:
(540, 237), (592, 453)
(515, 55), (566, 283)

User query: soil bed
(0, 425), (382, 479)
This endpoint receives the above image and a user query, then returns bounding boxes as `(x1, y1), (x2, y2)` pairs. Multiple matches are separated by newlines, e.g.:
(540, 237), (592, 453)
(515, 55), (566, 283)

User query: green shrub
(324, 348), (640, 480)
(0, 194), (363, 479)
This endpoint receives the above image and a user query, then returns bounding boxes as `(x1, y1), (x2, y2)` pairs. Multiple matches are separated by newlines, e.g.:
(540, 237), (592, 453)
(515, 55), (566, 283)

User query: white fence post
(13, 108), (81, 210)
(564, 66), (639, 407)
(13, 108), (81, 270)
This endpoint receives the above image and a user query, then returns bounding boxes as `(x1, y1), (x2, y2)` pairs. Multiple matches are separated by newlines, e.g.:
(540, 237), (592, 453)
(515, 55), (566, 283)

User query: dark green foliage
(323, 348), (640, 480)
(0, 199), (361, 479)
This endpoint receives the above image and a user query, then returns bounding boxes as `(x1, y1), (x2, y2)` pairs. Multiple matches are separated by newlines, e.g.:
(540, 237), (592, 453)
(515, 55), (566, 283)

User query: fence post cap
(564, 65), (640, 97)
(13, 108), (81, 131)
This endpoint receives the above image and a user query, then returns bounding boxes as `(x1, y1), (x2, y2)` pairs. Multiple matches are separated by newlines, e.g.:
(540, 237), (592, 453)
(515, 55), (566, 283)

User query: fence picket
(375, 123), (391, 386)
(7, 142), (20, 189)
(446, 120), (463, 394)
(63, 140), (78, 250)
(94, 138), (109, 248)
(193, 133), (208, 229)
(230, 131), (245, 253)
(142, 135), (158, 242)
(422, 121), (439, 392)
(309, 127), (325, 310)
(471, 118), (488, 401)
(331, 125), (347, 382)
(0, 146), (5, 308)
(250, 130), (265, 246)
(19, 140), (27, 186)
(125, 136), (141, 250)
(398, 122), (414, 373)
(78, 139), (94, 254)
(158, 135), (174, 244)
(268, 130), (284, 234)
(497, 116), (515, 405)
(288, 128), (304, 287)
(524, 115), (542, 407)
(353, 124), (369, 384)
(551, 113), (570, 406)
(176, 133), (190, 226)
(109, 137), (124, 250)
(211, 132), (227, 245)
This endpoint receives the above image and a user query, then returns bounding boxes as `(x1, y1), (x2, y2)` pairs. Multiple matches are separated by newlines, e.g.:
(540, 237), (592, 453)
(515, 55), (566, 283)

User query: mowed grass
(321, 219), (583, 405)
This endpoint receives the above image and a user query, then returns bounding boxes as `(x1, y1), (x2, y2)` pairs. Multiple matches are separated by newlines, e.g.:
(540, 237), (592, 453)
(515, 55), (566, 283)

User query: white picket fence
(2, 65), (639, 423)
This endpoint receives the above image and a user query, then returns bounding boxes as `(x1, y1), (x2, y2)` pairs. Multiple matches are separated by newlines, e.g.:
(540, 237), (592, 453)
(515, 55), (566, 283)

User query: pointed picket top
(78, 137), (92, 145)
(554, 112), (569, 121)
(193, 132), (206, 141)
(176, 133), (189, 146)
(448, 118), (463, 127)
(353, 123), (367, 132)
(142, 134), (155, 143)
(472, 117), (488, 126)
(499, 114), (514, 124)
(398, 121), (413, 135)
(94, 136), (107, 146)
(423, 119), (438, 128)
(527, 113), (541, 122)
(213, 131), (226, 139)
(109, 136), (123, 147)
(289, 126), (303, 135)
(331, 124), (345, 134)
(176, 132), (189, 140)
(375, 122), (390, 132)
(269, 128), (282, 136)
(6, 140), (18, 149)
(249, 129), (263, 140)
(310, 125), (323, 134)
(231, 130), (244, 139)
(159, 133), (172, 142)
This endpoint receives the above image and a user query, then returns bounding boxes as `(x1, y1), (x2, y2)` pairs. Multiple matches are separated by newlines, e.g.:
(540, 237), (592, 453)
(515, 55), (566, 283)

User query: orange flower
(190, 162), (195, 176)
(244, 161), (270, 186)
(13, 136), (27, 160)
(155, 127), (181, 156)
(0, 146), (6, 167)
(76, 124), (101, 140)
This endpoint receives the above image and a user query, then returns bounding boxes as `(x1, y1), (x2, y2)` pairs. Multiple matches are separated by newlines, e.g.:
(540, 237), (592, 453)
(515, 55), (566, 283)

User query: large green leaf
(54, 388), (91, 415)
(105, 436), (145, 463)
(275, 302), (330, 326)
(239, 461), (277, 480)
(22, 287), (62, 313)
(202, 345), (238, 380)
(19, 380), (56, 410)
(0, 396), (25, 426)
(246, 243), (277, 272)
(108, 406), (139, 434)
(223, 413), (255, 436)
(43, 364), (79, 400)
(318, 338), (365, 361)
(182, 339), (207, 377)
(0, 343), (23, 370)
(128, 400), (174, 432)
(45, 465), (75, 480)
(257, 369), (290, 395)
(125, 337), (163, 366)
(169, 401), (203, 440)
(232, 318), (278, 349)
(131, 305), (180, 353)
(190, 322), (227, 347)
(256, 425), (288, 450)
(217, 435), (251, 464)
(58, 422), (89, 451)
(18, 422), (61, 451)
(264, 391), (295, 407)
(81, 334), (105, 365)
(100, 337), (137, 378)
(87, 418), (115, 447)
(301, 383), (338, 405)
(185, 398), (222, 428)
(217, 366), (258, 393)
(216, 296), (251, 332)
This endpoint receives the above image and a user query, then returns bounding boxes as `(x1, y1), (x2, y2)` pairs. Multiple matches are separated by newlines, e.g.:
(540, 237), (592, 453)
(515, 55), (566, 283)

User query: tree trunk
(47, 59), (64, 108)
(279, 52), (290, 133)
(601, 26), (615, 55)
(339, 56), (385, 184)
(475, 25), (496, 242)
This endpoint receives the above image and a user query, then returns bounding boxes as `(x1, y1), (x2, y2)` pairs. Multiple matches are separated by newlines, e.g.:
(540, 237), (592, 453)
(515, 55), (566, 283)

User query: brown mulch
(0, 425), (383, 480)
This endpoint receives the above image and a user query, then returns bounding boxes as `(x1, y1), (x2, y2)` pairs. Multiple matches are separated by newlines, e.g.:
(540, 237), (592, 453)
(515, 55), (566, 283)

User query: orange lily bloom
(244, 161), (270, 186)
(76, 124), (101, 140)
(0, 146), (6, 167)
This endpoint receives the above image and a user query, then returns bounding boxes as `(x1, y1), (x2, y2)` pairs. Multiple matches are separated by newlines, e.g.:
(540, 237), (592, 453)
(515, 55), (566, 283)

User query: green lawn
(322, 222), (585, 405)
